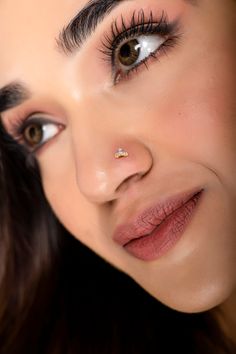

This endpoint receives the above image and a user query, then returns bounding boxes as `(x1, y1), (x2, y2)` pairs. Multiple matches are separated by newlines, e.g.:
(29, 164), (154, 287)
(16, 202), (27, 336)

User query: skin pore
(0, 0), (236, 343)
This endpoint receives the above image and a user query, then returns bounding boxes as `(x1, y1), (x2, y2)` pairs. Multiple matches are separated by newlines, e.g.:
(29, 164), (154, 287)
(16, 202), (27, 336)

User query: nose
(71, 129), (153, 204)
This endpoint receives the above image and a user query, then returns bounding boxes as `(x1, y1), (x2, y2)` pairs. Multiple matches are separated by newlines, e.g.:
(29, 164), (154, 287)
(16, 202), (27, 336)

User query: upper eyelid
(18, 116), (59, 133)
(59, 3), (163, 54)
(99, 9), (179, 56)
(3, 112), (65, 139)
(0, 94), (68, 131)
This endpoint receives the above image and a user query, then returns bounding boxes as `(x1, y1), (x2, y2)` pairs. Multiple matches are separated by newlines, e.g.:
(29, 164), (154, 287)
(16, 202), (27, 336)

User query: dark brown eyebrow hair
(56, 0), (127, 54)
(0, 0), (197, 114)
(0, 82), (30, 114)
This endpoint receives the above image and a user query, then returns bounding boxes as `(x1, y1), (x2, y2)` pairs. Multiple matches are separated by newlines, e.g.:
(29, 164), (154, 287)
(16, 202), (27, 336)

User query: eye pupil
(119, 39), (140, 66)
(24, 124), (43, 146)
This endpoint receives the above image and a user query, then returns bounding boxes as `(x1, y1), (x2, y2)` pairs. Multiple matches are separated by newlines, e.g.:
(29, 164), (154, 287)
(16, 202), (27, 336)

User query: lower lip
(124, 191), (203, 261)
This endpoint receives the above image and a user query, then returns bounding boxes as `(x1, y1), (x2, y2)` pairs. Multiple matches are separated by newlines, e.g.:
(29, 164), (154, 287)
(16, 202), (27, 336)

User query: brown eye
(20, 119), (64, 151)
(23, 123), (43, 147)
(114, 35), (166, 83)
(118, 39), (141, 66)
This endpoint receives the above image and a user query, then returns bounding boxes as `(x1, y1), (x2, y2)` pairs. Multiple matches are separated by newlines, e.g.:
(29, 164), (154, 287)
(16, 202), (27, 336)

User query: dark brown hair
(0, 125), (235, 354)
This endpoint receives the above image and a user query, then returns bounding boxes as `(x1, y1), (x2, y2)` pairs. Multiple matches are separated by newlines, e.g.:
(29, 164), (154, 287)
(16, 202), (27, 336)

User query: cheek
(135, 34), (236, 188)
(174, 69), (236, 186)
(39, 144), (98, 247)
(43, 174), (102, 248)
(162, 76), (235, 160)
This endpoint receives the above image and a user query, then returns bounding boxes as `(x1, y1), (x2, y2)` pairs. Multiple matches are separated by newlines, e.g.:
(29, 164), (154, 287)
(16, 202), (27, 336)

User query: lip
(113, 188), (204, 261)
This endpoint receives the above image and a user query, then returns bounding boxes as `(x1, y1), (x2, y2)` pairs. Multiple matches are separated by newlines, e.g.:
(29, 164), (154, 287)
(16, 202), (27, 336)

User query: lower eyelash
(99, 8), (181, 82)
(115, 36), (179, 83)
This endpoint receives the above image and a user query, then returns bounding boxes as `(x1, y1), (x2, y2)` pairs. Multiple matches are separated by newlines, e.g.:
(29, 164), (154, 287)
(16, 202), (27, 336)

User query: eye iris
(24, 124), (43, 146)
(118, 39), (140, 66)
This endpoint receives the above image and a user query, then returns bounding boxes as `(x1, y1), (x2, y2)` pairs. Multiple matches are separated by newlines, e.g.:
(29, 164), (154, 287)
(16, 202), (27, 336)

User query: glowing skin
(0, 0), (236, 341)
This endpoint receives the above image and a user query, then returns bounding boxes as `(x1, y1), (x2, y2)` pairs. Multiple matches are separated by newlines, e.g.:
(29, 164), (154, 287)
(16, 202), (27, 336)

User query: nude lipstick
(113, 189), (204, 261)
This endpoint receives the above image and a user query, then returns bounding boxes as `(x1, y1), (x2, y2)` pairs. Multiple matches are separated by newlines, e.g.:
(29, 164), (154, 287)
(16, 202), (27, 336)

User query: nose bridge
(69, 95), (153, 203)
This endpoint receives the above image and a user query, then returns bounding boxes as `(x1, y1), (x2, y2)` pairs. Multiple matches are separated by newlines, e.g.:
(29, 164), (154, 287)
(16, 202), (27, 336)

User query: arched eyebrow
(56, 0), (197, 55)
(56, 0), (127, 55)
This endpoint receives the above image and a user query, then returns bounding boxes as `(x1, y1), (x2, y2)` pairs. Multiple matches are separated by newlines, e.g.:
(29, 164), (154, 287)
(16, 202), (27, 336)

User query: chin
(144, 280), (235, 314)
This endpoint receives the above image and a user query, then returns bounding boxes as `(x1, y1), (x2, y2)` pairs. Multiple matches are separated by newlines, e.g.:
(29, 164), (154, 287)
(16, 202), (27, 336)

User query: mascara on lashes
(99, 8), (181, 82)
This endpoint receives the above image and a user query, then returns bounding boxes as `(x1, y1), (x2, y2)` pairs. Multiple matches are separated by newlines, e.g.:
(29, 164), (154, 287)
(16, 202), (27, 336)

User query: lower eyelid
(4, 117), (64, 153)
(100, 13), (182, 84)
(23, 123), (65, 155)
(114, 36), (179, 84)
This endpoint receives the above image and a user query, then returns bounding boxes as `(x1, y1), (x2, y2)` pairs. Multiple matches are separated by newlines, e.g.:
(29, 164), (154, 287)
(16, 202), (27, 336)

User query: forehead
(0, 0), (86, 30)
(0, 0), (87, 85)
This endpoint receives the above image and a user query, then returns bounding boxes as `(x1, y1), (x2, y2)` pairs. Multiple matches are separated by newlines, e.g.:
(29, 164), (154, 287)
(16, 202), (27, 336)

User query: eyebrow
(56, 0), (127, 55)
(0, 82), (31, 114)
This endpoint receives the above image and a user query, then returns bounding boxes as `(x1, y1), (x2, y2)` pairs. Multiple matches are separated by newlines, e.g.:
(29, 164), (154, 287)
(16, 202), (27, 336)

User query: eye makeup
(2, 6), (182, 152)
(99, 8), (181, 84)
(2, 113), (65, 154)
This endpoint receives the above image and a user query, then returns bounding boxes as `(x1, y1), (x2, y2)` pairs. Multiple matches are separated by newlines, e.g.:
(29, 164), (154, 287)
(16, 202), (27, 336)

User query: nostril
(116, 172), (145, 193)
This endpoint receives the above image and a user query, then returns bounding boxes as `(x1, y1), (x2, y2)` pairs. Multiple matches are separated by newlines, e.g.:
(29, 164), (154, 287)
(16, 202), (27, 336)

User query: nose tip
(75, 142), (153, 204)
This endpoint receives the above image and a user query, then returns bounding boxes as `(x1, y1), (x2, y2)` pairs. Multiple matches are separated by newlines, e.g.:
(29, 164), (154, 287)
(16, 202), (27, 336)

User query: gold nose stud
(114, 148), (129, 159)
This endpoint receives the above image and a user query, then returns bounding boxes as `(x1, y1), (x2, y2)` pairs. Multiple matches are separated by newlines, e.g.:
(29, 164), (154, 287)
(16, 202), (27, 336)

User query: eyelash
(99, 9), (181, 84)
(6, 8), (181, 153)
(6, 115), (64, 155)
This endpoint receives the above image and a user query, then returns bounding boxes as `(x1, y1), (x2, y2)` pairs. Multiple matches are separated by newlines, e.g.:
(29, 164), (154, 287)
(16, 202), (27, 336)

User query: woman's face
(1, 0), (236, 313)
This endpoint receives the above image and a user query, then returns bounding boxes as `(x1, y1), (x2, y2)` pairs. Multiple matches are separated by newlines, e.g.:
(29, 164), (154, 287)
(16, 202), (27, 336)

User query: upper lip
(113, 188), (203, 246)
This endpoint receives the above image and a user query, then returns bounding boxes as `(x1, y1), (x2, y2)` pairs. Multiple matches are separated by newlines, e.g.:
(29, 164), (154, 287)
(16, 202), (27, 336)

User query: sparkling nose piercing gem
(114, 148), (129, 159)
